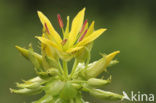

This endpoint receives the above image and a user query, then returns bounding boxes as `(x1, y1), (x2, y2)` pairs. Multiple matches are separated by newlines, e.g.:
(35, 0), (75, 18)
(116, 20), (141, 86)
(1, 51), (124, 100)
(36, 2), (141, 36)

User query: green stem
(63, 60), (68, 79)
(57, 59), (64, 78)
(85, 47), (91, 70)
(69, 59), (78, 79)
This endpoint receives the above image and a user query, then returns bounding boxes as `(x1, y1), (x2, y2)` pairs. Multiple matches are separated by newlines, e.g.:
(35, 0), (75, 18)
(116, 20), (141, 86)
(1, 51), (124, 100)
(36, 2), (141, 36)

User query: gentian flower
(10, 8), (125, 103)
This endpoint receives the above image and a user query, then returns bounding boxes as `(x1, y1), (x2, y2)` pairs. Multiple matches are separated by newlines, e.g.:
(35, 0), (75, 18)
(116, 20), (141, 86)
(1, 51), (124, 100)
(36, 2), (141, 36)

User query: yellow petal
(77, 28), (107, 46)
(105, 51), (120, 66)
(36, 36), (61, 51)
(85, 21), (95, 37)
(68, 8), (85, 47)
(37, 11), (62, 45)
(66, 46), (84, 53)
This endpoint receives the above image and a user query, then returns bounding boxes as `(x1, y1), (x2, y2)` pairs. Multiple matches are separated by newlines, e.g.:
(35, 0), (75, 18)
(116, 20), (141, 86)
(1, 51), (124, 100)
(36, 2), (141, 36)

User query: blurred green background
(0, 0), (156, 103)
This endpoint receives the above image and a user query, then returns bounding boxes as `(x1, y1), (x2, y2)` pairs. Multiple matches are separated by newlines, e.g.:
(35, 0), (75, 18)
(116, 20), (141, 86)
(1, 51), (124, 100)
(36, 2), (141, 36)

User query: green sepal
(75, 93), (83, 103)
(60, 82), (77, 100)
(44, 56), (59, 69)
(75, 43), (92, 63)
(32, 94), (53, 103)
(44, 80), (65, 96)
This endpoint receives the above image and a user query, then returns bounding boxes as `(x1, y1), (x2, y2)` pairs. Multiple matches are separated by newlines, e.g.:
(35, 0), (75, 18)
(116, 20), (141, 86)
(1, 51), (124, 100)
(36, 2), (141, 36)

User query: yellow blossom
(36, 8), (107, 61)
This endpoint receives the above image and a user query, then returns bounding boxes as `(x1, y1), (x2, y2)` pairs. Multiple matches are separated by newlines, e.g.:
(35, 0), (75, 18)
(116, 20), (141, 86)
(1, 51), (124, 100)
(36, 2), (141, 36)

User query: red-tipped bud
(79, 29), (88, 42)
(61, 39), (68, 46)
(80, 19), (88, 33)
(57, 14), (64, 28)
(44, 23), (50, 34)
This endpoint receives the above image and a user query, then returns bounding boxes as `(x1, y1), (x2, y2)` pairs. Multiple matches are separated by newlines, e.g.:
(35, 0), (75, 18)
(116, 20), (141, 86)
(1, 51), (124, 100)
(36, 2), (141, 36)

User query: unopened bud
(87, 78), (111, 87)
(15, 46), (42, 66)
(10, 86), (43, 95)
(86, 51), (120, 78)
(89, 88), (123, 100)
(16, 82), (41, 89)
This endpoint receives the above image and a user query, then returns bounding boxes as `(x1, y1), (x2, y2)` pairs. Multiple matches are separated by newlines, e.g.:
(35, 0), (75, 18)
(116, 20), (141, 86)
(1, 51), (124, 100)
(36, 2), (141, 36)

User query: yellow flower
(36, 8), (107, 61)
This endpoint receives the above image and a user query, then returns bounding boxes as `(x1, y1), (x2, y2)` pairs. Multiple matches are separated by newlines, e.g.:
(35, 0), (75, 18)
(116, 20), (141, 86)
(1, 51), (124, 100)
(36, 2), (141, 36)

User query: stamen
(44, 23), (50, 34)
(61, 39), (68, 46)
(57, 14), (64, 28)
(80, 19), (88, 33)
(79, 29), (88, 42)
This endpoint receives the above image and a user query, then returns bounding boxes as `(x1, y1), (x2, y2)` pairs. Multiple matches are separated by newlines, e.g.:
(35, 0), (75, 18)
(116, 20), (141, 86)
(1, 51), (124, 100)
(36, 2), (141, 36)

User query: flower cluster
(10, 8), (124, 103)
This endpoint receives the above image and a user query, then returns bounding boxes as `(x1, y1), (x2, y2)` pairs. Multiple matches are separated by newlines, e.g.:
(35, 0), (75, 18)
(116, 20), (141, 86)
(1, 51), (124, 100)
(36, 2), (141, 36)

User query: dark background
(0, 0), (156, 103)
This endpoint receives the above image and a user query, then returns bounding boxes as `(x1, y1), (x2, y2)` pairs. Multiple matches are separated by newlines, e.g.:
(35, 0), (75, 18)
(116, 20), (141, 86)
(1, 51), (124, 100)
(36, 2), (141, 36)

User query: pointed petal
(85, 21), (95, 37)
(68, 8), (85, 47)
(37, 11), (62, 44)
(66, 46), (84, 53)
(36, 36), (61, 51)
(105, 51), (120, 66)
(77, 28), (107, 46)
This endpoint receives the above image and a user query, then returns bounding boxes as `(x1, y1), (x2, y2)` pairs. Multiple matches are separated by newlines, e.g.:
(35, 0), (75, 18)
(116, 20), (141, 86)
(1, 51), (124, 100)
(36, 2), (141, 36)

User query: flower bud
(86, 51), (120, 78)
(38, 68), (59, 79)
(87, 77), (111, 87)
(25, 76), (43, 83)
(16, 46), (42, 63)
(16, 82), (41, 89)
(89, 88), (123, 100)
(28, 45), (44, 72)
(10, 86), (43, 95)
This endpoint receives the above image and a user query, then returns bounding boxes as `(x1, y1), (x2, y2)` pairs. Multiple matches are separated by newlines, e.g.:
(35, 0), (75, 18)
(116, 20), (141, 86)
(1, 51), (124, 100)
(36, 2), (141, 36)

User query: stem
(69, 59), (78, 79)
(57, 59), (64, 78)
(85, 47), (91, 70)
(63, 60), (68, 79)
